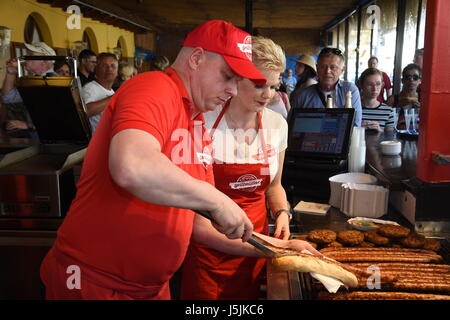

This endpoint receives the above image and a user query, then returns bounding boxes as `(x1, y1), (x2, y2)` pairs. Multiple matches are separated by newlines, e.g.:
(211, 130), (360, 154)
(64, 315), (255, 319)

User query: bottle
(345, 90), (352, 108)
(326, 95), (333, 108)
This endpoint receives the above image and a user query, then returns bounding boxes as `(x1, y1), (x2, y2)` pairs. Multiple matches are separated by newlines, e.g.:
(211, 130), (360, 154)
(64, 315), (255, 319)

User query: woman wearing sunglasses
(386, 64), (421, 109)
(386, 64), (421, 130)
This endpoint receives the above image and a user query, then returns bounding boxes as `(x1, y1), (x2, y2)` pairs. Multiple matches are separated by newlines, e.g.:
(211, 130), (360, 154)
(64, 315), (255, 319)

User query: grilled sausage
(346, 262), (450, 272)
(326, 255), (442, 263)
(320, 247), (438, 255)
(317, 291), (450, 300)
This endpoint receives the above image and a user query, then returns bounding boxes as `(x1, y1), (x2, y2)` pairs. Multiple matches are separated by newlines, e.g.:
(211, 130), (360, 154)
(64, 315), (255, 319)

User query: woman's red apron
(181, 104), (271, 300)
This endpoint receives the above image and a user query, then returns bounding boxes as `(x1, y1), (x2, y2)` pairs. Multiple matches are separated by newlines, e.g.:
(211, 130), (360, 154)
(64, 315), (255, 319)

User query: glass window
(402, 0), (420, 70)
(417, 0), (427, 49)
(330, 26), (338, 48)
(347, 13), (358, 83)
(338, 22), (346, 52)
(358, 5), (374, 80)
(358, 8), (373, 78)
(372, 0), (397, 81)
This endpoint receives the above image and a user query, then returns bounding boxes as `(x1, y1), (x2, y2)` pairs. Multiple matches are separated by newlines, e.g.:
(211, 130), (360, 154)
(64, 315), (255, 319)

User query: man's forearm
(109, 129), (227, 213)
(1, 74), (17, 98)
(86, 96), (112, 117)
(114, 147), (227, 212)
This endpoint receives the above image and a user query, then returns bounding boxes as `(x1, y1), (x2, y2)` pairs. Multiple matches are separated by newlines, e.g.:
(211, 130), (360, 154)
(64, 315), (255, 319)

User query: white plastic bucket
(328, 173), (377, 208)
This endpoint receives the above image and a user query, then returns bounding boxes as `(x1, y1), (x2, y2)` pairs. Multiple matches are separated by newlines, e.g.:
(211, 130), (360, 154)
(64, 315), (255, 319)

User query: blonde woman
(149, 55), (170, 71)
(181, 36), (318, 300)
(113, 64), (135, 91)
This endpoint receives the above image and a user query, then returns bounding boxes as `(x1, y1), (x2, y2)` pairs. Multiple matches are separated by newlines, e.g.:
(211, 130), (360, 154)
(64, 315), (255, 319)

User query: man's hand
(209, 197), (254, 242)
(5, 59), (18, 75)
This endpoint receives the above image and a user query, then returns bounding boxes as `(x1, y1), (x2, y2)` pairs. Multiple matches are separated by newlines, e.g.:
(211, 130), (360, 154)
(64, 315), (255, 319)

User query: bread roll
(271, 254), (358, 288)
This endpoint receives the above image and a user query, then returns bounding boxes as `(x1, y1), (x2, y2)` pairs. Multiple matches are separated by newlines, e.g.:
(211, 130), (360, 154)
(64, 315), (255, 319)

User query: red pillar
(416, 0), (450, 183)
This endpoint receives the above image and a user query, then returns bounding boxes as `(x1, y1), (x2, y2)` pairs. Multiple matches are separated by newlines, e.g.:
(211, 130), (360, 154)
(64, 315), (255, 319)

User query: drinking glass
(393, 108), (401, 130)
(404, 108), (413, 132)
(411, 108), (418, 132)
(412, 108), (420, 133)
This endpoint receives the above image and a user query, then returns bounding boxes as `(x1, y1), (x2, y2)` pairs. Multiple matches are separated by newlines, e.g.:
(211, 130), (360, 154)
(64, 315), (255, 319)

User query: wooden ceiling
(108, 0), (358, 31)
(38, 0), (359, 33)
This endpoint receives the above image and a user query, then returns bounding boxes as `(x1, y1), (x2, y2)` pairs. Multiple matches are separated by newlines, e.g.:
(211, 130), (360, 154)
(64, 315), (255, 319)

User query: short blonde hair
(150, 56), (170, 71)
(252, 36), (286, 74)
(119, 64), (134, 81)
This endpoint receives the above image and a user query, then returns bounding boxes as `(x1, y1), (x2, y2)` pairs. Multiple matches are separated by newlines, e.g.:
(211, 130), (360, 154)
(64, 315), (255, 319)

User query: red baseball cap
(182, 20), (266, 85)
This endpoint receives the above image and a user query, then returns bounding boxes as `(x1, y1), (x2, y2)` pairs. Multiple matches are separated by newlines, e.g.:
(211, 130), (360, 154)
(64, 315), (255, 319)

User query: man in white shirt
(82, 53), (118, 132)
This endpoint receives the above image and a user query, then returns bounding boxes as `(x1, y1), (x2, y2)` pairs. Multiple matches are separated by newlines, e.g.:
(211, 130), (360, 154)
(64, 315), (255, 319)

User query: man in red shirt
(368, 56), (392, 103)
(40, 20), (265, 300)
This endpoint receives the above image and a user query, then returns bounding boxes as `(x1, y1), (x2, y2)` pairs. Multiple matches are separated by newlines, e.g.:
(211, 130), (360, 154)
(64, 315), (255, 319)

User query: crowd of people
(0, 35), (423, 139)
(281, 48), (423, 133)
(0, 19), (425, 300)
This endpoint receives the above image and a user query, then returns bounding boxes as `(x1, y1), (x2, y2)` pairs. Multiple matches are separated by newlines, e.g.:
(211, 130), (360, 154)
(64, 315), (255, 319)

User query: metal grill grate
(295, 238), (450, 300)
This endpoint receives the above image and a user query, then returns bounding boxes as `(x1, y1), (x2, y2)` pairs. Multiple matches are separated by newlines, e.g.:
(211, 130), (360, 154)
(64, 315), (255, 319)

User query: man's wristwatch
(272, 209), (292, 221)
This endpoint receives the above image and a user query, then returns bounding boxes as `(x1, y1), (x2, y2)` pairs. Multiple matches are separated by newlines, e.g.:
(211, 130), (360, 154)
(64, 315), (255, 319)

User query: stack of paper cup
(348, 127), (366, 173)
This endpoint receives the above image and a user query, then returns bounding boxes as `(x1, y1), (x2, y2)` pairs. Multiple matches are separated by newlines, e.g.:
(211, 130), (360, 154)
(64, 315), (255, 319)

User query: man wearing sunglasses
(290, 47), (362, 126)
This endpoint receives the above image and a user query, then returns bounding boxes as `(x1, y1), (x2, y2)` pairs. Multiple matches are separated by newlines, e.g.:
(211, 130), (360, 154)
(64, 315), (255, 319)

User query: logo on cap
(237, 36), (252, 61)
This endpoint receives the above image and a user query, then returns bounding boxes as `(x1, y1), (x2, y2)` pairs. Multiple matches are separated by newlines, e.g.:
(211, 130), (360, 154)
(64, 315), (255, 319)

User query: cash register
(282, 108), (355, 202)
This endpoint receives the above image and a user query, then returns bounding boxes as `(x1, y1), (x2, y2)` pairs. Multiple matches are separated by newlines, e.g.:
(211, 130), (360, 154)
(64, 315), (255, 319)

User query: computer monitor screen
(288, 108), (354, 159)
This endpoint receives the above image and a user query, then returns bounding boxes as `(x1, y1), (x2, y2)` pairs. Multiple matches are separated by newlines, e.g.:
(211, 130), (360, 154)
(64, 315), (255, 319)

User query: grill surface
(294, 237), (450, 300)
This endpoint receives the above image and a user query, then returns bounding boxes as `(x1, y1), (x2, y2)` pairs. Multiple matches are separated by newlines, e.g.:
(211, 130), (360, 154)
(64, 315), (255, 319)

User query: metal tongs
(194, 209), (284, 258)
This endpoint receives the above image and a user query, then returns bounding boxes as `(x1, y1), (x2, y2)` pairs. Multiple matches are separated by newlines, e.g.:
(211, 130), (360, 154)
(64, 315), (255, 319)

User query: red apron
(181, 104), (271, 300)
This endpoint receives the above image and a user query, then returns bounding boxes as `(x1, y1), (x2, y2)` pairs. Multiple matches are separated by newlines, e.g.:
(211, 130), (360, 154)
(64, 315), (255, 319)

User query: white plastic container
(380, 140), (401, 156)
(340, 183), (389, 218)
(328, 173), (377, 208)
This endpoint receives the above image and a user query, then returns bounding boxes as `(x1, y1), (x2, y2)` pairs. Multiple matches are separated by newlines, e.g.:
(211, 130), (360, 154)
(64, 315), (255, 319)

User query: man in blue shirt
(282, 69), (297, 96)
(290, 48), (362, 126)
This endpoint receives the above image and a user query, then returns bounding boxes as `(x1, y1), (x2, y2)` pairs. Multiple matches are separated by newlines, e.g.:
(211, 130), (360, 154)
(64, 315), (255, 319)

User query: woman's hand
(274, 212), (290, 240)
(6, 120), (28, 130)
(362, 120), (382, 132)
(284, 239), (322, 256)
